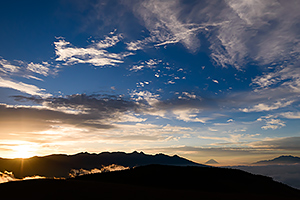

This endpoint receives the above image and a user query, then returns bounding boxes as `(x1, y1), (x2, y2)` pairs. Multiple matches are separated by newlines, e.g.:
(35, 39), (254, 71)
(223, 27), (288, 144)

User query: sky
(1, 0), (300, 164)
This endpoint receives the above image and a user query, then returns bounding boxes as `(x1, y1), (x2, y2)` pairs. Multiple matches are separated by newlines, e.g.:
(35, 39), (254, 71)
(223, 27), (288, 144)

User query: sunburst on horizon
(12, 145), (36, 159)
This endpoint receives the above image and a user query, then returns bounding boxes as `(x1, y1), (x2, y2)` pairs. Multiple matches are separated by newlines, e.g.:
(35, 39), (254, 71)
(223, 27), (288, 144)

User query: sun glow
(13, 145), (35, 158)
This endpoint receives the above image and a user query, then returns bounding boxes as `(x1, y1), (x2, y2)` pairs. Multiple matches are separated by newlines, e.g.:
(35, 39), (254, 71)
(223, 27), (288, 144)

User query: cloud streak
(0, 171), (46, 184)
(54, 36), (133, 67)
(0, 77), (51, 98)
(69, 164), (129, 178)
(128, 1), (300, 68)
(0, 58), (56, 79)
(127, 0), (204, 52)
(240, 99), (294, 112)
(209, 0), (300, 68)
(232, 164), (300, 190)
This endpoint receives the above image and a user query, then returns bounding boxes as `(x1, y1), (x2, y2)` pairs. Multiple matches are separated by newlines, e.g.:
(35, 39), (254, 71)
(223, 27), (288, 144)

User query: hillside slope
(1, 165), (299, 200)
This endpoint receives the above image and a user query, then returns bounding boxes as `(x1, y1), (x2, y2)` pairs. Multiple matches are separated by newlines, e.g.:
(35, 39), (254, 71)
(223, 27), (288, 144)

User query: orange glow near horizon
(12, 145), (36, 159)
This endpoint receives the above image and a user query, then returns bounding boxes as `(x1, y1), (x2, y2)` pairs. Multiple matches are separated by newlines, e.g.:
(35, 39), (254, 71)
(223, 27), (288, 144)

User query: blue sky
(1, 0), (300, 164)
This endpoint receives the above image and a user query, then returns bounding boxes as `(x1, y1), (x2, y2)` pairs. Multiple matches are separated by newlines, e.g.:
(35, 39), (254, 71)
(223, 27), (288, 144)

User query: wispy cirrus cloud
(127, 0), (205, 52)
(209, 0), (300, 68)
(128, 1), (300, 68)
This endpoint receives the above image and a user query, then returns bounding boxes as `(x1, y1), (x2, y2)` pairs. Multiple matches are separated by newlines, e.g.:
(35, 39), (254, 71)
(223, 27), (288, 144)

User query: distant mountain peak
(254, 155), (300, 165)
(205, 159), (219, 164)
(277, 155), (297, 159)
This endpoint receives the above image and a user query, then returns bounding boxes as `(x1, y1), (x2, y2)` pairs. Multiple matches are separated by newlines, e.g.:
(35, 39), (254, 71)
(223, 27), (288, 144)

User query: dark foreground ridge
(0, 151), (203, 178)
(1, 164), (300, 200)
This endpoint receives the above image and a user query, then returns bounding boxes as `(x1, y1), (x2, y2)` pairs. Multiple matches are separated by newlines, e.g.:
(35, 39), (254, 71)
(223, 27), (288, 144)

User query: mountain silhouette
(0, 151), (203, 178)
(0, 164), (299, 199)
(205, 159), (219, 164)
(254, 155), (300, 165)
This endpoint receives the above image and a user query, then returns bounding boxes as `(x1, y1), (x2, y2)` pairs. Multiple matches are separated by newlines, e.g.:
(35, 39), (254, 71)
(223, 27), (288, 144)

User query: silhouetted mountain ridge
(75, 164), (300, 194)
(1, 164), (299, 199)
(254, 155), (300, 165)
(0, 151), (203, 178)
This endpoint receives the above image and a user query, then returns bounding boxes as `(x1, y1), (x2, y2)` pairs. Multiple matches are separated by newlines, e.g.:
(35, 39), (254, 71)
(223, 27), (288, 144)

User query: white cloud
(0, 77), (51, 98)
(129, 59), (159, 71)
(0, 59), (19, 73)
(212, 79), (219, 84)
(54, 39), (133, 67)
(167, 80), (175, 84)
(257, 115), (285, 130)
(0, 171), (16, 183)
(27, 62), (50, 76)
(130, 90), (160, 106)
(172, 109), (211, 123)
(145, 59), (158, 66)
(24, 75), (44, 81)
(227, 119), (234, 123)
(23, 175), (46, 180)
(0, 170), (47, 183)
(198, 133), (258, 143)
(0, 57), (58, 81)
(208, 127), (218, 132)
(126, 40), (145, 51)
(162, 124), (192, 132)
(116, 113), (147, 123)
(252, 65), (300, 93)
(106, 122), (193, 142)
(69, 164), (129, 178)
(130, 65), (144, 71)
(178, 92), (199, 100)
(95, 33), (123, 49)
(240, 99), (294, 112)
(182, 92), (196, 99)
(136, 81), (150, 88)
(280, 112), (300, 119)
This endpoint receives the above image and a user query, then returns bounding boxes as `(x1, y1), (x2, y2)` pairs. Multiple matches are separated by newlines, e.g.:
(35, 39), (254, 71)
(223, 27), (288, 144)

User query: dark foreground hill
(1, 165), (300, 200)
(0, 151), (203, 178)
(254, 155), (300, 165)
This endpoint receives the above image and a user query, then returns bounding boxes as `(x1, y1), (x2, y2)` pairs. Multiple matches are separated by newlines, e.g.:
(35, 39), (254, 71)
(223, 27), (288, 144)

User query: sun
(13, 145), (35, 158)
